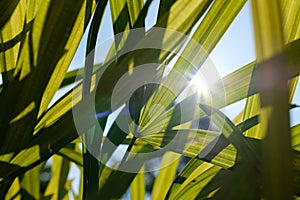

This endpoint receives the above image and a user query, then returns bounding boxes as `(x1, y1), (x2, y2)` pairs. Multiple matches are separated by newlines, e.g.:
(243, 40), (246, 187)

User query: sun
(189, 72), (210, 99)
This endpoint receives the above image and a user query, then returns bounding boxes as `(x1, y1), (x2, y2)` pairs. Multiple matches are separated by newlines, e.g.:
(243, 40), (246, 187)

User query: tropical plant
(0, 0), (300, 199)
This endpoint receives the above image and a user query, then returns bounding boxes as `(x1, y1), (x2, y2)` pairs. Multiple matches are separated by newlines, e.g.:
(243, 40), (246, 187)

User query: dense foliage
(0, 0), (299, 199)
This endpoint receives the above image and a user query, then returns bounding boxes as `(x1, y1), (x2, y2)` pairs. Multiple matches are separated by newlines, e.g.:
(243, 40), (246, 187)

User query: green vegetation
(0, 0), (299, 199)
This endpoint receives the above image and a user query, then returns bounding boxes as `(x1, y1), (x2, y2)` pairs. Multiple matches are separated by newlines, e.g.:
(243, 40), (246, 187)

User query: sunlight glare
(189, 72), (210, 99)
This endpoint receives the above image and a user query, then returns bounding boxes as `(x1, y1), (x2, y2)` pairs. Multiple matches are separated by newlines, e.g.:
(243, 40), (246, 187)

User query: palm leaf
(4, 178), (21, 200)
(44, 155), (71, 199)
(130, 166), (145, 200)
(20, 164), (43, 199)
(0, 0), (94, 155)
(151, 152), (181, 199)
(166, 160), (221, 200)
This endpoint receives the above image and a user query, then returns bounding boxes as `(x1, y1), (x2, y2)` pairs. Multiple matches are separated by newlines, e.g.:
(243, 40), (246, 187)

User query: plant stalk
(251, 0), (293, 199)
